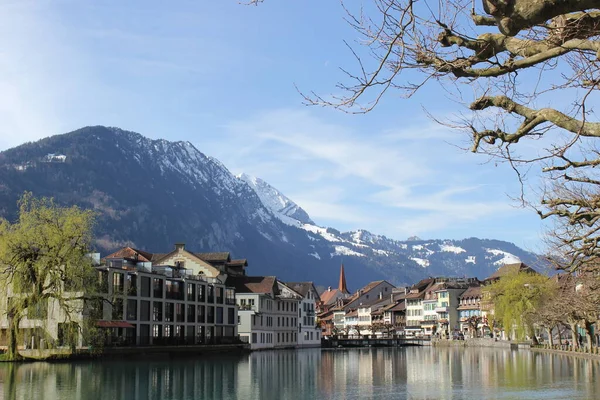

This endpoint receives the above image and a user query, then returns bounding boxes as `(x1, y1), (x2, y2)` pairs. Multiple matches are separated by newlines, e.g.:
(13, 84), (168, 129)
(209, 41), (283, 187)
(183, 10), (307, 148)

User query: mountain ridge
(0, 126), (543, 288)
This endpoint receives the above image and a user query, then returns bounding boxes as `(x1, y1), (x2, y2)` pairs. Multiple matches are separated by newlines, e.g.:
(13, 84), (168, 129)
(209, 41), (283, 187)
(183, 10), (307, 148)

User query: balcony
(420, 319), (437, 326)
(435, 306), (448, 313)
(238, 304), (258, 312)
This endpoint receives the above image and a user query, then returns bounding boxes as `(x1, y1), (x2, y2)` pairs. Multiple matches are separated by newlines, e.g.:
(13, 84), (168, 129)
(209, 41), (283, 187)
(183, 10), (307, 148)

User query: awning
(97, 320), (135, 328)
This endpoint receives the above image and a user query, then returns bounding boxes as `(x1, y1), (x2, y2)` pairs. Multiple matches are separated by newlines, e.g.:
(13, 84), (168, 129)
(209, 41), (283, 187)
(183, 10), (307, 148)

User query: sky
(0, 0), (548, 251)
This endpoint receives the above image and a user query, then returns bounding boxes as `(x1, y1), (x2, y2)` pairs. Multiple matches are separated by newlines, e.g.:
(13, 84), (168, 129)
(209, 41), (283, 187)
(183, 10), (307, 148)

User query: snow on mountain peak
(237, 173), (314, 225)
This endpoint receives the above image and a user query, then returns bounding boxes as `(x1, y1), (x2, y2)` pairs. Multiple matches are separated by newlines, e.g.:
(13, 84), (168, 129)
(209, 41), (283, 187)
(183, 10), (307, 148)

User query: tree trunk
(546, 326), (554, 347)
(584, 321), (594, 352)
(569, 322), (579, 350)
(557, 326), (563, 346)
(7, 315), (20, 360)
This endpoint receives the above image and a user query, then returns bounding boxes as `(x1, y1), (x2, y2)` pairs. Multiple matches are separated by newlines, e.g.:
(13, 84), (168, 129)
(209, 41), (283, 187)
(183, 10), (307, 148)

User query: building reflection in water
(0, 348), (599, 399)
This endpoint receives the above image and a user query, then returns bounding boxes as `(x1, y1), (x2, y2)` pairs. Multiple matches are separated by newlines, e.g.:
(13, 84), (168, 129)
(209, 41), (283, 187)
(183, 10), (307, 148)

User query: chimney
(175, 243), (185, 251)
(379, 292), (383, 300)
(328, 286), (331, 292)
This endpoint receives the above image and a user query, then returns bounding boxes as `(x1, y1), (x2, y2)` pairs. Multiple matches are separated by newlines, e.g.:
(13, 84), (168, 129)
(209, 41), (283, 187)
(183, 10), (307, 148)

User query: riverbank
(531, 345), (600, 360)
(432, 338), (531, 349)
(2, 343), (250, 362)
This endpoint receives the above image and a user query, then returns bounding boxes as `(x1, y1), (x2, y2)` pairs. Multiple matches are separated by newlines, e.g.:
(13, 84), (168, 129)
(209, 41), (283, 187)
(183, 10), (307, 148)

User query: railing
(238, 304), (257, 311)
(435, 306), (448, 313)
(105, 336), (246, 347)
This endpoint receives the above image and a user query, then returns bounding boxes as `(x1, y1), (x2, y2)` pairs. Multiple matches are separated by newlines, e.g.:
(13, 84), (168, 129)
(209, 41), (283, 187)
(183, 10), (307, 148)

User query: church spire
(338, 263), (349, 294)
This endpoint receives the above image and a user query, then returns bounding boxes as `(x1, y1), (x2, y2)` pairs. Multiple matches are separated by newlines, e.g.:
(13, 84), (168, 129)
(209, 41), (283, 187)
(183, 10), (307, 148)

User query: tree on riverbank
(483, 270), (555, 342)
(0, 193), (97, 360)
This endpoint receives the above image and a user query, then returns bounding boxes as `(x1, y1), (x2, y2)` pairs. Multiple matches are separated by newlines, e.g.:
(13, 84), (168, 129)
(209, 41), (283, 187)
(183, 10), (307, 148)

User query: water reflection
(0, 348), (599, 399)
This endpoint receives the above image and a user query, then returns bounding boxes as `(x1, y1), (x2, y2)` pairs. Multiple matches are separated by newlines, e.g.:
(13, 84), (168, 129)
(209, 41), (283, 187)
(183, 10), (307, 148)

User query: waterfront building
(229, 276), (302, 350)
(99, 244), (239, 345)
(405, 278), (434, 336)
(457, 285), (483, 336)
(287, 282), (322, 347)
(0, 243), (243, 350)
(434, 279), (473, 336)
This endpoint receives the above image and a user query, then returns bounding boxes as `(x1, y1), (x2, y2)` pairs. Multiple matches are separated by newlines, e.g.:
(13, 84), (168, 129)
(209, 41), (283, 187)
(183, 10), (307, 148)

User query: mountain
(0, 126), (543, 288)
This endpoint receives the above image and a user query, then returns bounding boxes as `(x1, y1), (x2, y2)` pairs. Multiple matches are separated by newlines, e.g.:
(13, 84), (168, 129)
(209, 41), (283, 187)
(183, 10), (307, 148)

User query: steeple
(338, 263), (349, 294)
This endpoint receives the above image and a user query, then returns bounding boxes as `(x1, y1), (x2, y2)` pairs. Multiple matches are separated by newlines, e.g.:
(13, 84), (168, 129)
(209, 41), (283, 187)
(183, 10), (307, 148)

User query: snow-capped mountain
(237, 173), (314, 225)
(0, 127), (542, 288)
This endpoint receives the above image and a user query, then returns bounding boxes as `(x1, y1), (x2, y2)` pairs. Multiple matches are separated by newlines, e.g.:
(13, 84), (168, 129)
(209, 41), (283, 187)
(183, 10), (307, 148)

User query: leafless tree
(248, 0), (600, 273)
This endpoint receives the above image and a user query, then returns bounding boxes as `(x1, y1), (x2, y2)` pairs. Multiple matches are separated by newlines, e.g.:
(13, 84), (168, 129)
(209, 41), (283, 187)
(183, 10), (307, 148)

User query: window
(187, 305), (196, 323)
(166, 280), (184, 300)
(228, 308), (235, 325)
(198, 285), (206, 302)
(187, 283), (196, 302)
(252, 333), (257, 343)
(112, 298), (123, 320)
(141, 277), (151, 297)
(165, 303), (174, 322)
(153, 278), (163, 298)
(175, 303), (184, 322)
(126, 299), (137, 320)
(127, 274), (137, 296)
(140, 301), (150, 321)
(98, 270), (109, 293)
(113, 273), (124, 293)
(153, 325), (162, 338)
(207, 286), (215, 303)
(225, 288), (236, 305)
(216, 287), (224, 304)
(153, 302), (163, 322)
(207, 306), (214, 323)
(197, 305), (205, 323)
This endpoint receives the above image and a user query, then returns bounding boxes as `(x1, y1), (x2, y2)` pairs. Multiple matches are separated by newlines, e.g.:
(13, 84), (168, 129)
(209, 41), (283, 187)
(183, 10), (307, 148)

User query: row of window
(103, 299), (236, 325)
(250, 331), (298, 344)
(100, 271), (235, 305)
(251, 315), (297, 328)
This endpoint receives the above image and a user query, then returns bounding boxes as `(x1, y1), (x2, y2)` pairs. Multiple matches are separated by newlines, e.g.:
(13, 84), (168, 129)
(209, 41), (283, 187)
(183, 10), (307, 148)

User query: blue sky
(0, 0), (546, 251)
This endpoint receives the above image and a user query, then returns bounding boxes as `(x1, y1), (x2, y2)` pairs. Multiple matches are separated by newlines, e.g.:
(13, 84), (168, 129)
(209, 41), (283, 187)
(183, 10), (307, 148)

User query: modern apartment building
(99, 244), (239, 345)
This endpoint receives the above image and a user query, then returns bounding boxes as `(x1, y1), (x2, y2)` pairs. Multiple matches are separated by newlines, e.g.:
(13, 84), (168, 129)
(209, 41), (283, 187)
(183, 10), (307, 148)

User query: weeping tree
(250, 0), (600, 272)
(0, 193), (98, 360)
(483, 270), (555, 342)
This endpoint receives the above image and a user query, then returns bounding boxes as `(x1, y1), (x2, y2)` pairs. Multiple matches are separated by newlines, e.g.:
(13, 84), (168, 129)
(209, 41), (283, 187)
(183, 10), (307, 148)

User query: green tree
(483, 270), (555, 342)
(0, 193), (97, 360)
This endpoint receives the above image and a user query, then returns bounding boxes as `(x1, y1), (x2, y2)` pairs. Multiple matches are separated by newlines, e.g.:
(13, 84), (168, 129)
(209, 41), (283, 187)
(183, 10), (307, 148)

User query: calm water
(1, 347), (599, 400)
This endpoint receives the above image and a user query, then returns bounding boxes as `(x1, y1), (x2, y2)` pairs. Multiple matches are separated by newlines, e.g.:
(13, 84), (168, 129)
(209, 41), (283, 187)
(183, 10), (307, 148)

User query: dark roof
(286, 282), (319, 299)
(226, 276), (277, 294)
(195, 252), (231, 263)
(388, 302), (406, 312)
(485, 263), (537, 281)
(346, 310), (358, 317)
(459, 286), (482, 299)
(103, 247), (154, 262)
(227, 259), (248, 268)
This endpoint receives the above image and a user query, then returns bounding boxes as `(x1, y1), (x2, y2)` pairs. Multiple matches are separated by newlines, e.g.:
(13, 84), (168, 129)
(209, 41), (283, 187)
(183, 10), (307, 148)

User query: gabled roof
(103, 247), (154, 262)
(226, 276), (278, 294)
(346, 309), (358, 317)
(320, 288), (345, 305)
(195, 252), (231, 263)
(286, 282), (320, 299)
(387, 302), (406, 312)
(459, 285), (482, 299)
(485, 263), (537, 281)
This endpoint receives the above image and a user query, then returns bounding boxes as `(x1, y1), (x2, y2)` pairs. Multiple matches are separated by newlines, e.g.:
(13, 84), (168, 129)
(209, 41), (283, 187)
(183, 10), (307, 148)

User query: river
(1, 347), (599, 399)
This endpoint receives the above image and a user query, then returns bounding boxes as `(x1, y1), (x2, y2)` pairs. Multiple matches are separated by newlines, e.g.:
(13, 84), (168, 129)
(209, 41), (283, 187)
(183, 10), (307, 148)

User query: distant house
(44, 153), (67, 162)
(318, 264), (351, 311)
(484, 263), (537, 283)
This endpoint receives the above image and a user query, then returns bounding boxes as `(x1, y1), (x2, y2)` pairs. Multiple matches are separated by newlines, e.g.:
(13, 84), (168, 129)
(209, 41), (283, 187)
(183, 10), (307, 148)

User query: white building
(287, 282), (322, 347)
(230, 276), (302, 350)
